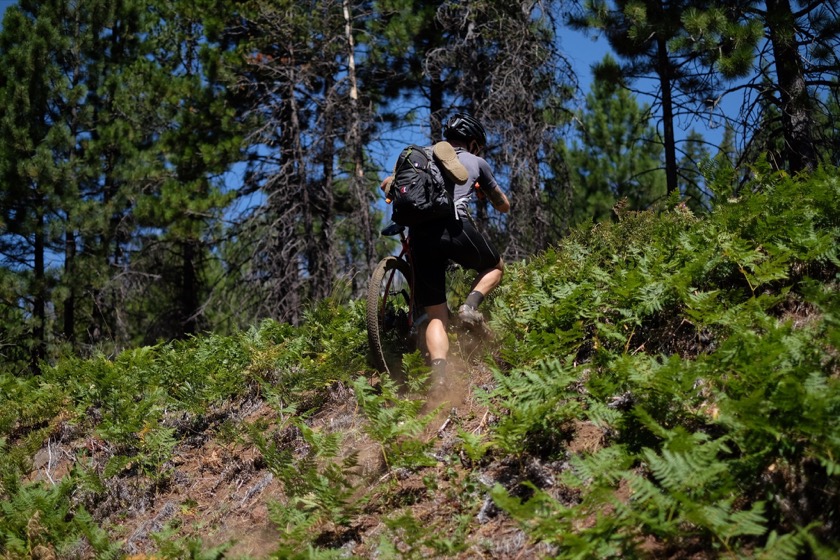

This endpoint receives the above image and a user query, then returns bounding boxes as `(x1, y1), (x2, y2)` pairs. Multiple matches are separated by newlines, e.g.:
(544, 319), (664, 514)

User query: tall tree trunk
(657, 36), (679, 195)
(344, 0), (375, 272)
(181, 239), (198, 336)
(277, 77), (305, 322)
(63, 228), (76, 343)
(306, 76), (334, 300)
(765, 0), (816, 173)
(32, 212), (46, 372)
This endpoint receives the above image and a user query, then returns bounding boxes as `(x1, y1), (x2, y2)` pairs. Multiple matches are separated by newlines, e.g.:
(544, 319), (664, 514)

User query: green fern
(489, 358), (582, 457)
(351, 367), (436, 470)
(377, 511), (471, 559)
(562, 445), (633, 489)
(456, 429), (492, 464)
(0, 478), (118, 558)
(151, 525), (231, 559)
(250, 414), (360, 556)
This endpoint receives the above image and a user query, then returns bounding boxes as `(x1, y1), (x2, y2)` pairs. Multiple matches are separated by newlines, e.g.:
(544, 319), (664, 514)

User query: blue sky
(561, 24), (734, 150)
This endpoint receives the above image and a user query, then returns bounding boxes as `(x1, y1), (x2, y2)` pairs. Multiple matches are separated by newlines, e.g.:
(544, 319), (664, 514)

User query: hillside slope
(2, 165), (840, 559)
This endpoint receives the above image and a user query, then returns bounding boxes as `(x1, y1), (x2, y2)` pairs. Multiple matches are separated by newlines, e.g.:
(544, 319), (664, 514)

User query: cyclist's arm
(477, 159), (510, 213)
(380, 176), (394, 193)
(487, 185), (510, 213)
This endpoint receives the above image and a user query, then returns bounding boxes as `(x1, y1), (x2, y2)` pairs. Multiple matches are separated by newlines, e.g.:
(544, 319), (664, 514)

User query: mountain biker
(408, 113), (510, 391)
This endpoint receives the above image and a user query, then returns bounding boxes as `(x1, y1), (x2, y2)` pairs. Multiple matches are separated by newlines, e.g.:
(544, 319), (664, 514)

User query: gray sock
(465, 290), (484, 309)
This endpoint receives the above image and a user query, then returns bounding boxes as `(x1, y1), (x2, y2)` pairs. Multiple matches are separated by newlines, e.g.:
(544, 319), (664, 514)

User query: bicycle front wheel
(366, 256), (415, 376)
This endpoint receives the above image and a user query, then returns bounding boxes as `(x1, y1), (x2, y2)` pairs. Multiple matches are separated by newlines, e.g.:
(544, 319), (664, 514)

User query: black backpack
(387, 144), (453, 227)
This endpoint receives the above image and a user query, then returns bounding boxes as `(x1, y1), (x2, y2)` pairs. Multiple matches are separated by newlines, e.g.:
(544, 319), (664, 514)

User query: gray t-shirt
(451, 147), (501, 204)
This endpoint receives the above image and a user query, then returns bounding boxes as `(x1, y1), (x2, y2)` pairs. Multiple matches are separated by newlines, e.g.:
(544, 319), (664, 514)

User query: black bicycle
(366, 223), (428, 377)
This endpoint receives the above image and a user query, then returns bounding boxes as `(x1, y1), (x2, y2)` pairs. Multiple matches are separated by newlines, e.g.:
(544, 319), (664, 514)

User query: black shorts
(409, 216), (501, 308)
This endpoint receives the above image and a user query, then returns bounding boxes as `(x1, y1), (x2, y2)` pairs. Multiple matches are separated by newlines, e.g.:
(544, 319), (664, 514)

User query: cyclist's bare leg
(459, 259), (504, 331)
(425, 303), (450, 361)
(421, 303), (456, 425)
(470, 258), (504, 299)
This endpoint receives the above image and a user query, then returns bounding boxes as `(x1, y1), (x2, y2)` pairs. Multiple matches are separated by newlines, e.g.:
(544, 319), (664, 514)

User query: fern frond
(753, 529), (810, 560)
(641, 436), (730, 493)
(563, 445), (633, 488)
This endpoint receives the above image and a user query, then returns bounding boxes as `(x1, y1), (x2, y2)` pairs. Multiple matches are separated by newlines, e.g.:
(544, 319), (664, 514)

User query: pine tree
(718, 123), (738, 167)
(0, 0), (246, 357)
(569, 0), (718, 196)
(0, 0), (124, 368)
(559, 55), (666, 226)
(124, 0), (242, 340)
(675, 0), (839, 173)
(60, 0), (152, 350)
(0, 2), (55, 369)
(225, 0), (380, 324)
(364, 0), (451, 134)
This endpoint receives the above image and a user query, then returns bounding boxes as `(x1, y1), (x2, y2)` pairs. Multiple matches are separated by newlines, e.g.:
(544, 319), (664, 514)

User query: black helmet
(443, 113), (487, 148)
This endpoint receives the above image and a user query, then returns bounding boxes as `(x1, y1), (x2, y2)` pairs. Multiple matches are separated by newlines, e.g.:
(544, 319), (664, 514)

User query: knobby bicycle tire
(366, 255), (414, 376)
